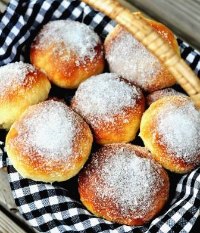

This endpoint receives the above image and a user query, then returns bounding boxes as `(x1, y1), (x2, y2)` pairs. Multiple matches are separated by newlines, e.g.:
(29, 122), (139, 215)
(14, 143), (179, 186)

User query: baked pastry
(146, 88), (185, 106)
(30, 20), (104, 89)
(140, 96), (200, 173)
(0, 62), (51, 130)
(79, 143), (169, 226)
(6, 100), (93, 182)
(104, 14), (180, 92)
(71, 73), (145, 144)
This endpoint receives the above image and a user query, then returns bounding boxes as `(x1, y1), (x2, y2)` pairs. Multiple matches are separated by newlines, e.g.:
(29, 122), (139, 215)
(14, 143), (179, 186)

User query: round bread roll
(79, 144), (169, 226)
(140, 96), (200, 173)
(6, 100), (93, 182)
(30, 20), (104, 89)
(0, 62), (51, 130)
(71, 73), (145, 144)
(146, 88), (185, 106)
(104, 15), (180, 93)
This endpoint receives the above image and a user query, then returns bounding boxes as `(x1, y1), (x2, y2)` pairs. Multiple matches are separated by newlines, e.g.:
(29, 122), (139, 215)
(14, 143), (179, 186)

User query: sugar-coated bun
(71, 73), (145, 144)
(104, 15), (180, 92)
(79, 144), (169, 226)
(146, 88), (186, 106)
(140, 96), (200, 173)
(0, 62), (51, 130)
(6, 100), (93, 182)
(30, 20), (104, 89)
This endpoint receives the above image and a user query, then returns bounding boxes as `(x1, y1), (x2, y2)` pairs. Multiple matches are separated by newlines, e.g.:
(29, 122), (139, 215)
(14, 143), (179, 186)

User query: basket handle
(82, 0), (200, 108)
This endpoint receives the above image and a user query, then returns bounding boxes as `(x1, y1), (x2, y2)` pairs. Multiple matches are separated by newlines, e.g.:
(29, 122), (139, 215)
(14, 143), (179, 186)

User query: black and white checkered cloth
(0, 0), (200, 232)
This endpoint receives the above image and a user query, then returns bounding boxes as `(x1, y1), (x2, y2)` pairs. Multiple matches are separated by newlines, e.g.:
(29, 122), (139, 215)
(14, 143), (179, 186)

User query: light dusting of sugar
(11, 100), (81, 161)
(106, 28), (161, 90)
(147, 88), (185, 106)
(87, 145), (163, 218)
(73, 73), (141, 125)
(0, 62), (36, 96)
(156, 98), (200, 163)
(34, 20), (101, 64)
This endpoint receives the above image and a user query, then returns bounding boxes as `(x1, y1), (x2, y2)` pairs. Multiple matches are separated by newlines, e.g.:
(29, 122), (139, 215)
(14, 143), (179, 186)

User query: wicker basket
(83, 0), (200, 108)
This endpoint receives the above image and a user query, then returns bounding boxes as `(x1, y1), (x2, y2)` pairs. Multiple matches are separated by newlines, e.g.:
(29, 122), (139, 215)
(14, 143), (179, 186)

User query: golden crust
(71, 74), (145, 145)
(140, 96), (200, 173)
(104, 16), (180, 93)
(30, 22), (105, 89)
(6, 101), (93, 182)
(0, 67), (51, 130)
(146, 88), (185, 106)
(78, 144), (169, 226)
(84, 96), (145, 144)
(145, 17), (180, 55)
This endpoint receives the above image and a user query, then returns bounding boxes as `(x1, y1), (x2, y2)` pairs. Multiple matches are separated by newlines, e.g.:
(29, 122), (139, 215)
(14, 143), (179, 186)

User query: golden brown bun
(104, 15), (180, 93)
(30, 20), (104, 89)
(6, 100), (93, 182)
(146, 17), (180, 55)
(140, 96), (200, 173)
(79, 144), (169, 226)
(71, 73), (145, 144)
(146, 88), (186, 106)
(0, 62), (51, 130)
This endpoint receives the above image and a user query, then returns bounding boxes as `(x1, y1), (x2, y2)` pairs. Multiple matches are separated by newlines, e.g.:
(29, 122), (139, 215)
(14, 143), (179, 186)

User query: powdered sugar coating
(0, 62), (36, 96)
(105, 28), (161, 90)
(155, 97), (200, 163)
(72, 73), (142, 125)
(10, 100), (82, 161)
(33, 20), (101, 65)
(82, 144), (165, 218)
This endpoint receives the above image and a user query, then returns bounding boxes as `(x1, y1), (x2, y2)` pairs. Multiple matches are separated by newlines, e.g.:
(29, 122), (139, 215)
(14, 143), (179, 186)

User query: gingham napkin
(0, 0), (200, 232)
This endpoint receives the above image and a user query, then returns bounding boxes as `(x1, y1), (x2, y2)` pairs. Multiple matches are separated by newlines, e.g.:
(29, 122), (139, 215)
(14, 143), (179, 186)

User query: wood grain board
(0, 209), (26, 233)
(0, 0), (7, 11)
(0, 169), (16, 209)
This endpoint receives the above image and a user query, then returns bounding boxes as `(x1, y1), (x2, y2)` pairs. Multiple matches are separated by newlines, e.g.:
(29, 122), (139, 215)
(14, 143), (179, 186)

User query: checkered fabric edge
(0, 0), (200, 232)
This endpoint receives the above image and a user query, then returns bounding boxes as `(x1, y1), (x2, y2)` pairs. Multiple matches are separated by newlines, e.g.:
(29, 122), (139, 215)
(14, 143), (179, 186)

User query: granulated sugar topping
(156, 97), (200, 163)
(106, 28), (160, 90)
(147, 88), (185, 106)
(12, 100), (81, 161)
(0, 62), (36, 96)
(73, 73), (141, 123)
(86, 145), (164, 218)
(33, 20), (101, 63)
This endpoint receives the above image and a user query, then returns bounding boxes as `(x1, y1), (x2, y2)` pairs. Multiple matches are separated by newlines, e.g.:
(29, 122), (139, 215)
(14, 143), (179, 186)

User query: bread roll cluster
(1, 17), (199, 226)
